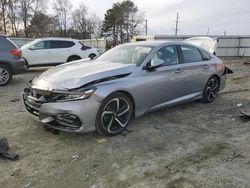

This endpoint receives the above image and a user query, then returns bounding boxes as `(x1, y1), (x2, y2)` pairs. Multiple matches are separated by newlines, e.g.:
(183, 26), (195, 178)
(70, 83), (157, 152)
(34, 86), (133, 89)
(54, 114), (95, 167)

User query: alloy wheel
(0, 67), (10, 85)
(101, 98), (131, 134)
(206, 78), (219, 102)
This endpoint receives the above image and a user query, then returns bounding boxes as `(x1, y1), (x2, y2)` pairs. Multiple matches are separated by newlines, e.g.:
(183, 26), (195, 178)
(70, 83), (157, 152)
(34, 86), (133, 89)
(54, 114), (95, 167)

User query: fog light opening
(55, 114), (81, 128)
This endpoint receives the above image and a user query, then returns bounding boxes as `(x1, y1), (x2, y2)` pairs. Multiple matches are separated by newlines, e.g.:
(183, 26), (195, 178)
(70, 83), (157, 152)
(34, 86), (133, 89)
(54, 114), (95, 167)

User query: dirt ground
(0, 59), (250, 188)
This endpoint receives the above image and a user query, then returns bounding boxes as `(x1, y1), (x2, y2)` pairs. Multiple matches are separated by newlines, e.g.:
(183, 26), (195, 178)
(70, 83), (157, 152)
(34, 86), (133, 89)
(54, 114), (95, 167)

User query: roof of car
(125, 40), (188, 47)
(41, 37), (78, 41)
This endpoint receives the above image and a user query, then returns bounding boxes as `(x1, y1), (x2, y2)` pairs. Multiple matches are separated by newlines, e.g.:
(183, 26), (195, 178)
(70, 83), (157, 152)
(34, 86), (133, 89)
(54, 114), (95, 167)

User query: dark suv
(0, 35), (26, 86)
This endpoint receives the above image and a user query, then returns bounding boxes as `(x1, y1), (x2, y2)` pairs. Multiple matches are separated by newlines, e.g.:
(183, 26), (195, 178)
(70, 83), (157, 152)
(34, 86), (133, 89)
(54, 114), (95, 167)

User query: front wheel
(96, 93), (133, 136)
(202, 76), (220, 103)
(0, 65), (12, 86)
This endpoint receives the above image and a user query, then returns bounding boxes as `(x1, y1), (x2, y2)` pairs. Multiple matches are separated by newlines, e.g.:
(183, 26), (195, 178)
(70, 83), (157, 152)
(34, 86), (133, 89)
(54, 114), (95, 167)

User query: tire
(89, 54), (96, 60)
(202, 76), (220, 103)
(96, 92), (133, 136)
(0, 65), (12, 86)
(67, 56), (81, 62)
(24, 59), (29, 69)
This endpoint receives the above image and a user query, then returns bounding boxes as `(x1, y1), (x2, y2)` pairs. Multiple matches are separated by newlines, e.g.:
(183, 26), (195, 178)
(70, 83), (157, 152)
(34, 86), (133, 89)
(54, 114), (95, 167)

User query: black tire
(24, 59), (29, 69)
(96, 92), (133, 136)
(0, 65), (12, 86)
(67, 56), (81, 62)
(89, 54), (96, 60)
(202, 76), (220, 103)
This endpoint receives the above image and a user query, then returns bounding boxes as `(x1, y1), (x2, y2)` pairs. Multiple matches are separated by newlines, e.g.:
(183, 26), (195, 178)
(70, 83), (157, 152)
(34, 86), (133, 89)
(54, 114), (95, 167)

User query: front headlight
(51, 88), (96, 102)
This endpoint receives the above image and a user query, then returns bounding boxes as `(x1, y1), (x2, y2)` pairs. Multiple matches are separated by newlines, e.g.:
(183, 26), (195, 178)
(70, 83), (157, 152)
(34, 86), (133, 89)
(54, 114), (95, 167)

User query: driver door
(138, 45), (187, 111)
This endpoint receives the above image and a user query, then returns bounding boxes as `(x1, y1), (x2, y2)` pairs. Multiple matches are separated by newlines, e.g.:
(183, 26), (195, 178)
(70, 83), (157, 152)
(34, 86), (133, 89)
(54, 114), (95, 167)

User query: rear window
(50, 41), (75, 49)
(0, 37), (17, 52)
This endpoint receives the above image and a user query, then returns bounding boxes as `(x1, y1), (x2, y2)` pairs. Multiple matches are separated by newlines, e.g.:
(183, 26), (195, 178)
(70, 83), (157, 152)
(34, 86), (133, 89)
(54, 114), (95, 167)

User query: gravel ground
(0, 59), (250, 188)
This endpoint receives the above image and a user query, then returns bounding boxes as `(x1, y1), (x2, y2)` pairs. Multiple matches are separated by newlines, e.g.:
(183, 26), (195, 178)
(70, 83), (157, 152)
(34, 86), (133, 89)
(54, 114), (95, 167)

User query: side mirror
(29, 46), (36, 50)
(145, 59), (164, 70)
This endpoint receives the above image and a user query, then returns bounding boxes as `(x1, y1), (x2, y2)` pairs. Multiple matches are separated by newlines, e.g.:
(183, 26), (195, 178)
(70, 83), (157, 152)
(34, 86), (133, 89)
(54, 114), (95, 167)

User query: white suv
(21, 38), (100, 67)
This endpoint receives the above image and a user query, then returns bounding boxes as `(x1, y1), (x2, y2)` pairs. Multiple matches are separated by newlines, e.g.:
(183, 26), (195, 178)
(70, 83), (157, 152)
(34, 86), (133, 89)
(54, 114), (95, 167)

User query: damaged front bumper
(22, 88), (101, 133)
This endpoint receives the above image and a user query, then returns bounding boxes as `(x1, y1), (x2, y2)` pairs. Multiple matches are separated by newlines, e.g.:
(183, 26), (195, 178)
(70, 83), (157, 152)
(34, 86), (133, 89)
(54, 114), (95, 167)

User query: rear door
(177, 45), (211, 95)
(49, 40), (76, 63)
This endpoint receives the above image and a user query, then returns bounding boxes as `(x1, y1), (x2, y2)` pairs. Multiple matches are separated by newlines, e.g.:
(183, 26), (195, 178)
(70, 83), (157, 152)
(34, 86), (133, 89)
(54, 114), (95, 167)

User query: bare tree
(7, 0), (21, 36)
(87, 13), (102, 39)
(72, 3), (88, 38)
(72, 3), (102, 39)
(53, 0), (73, 37)
(0, 0), (8, 34)
(18, 0), (46, 37)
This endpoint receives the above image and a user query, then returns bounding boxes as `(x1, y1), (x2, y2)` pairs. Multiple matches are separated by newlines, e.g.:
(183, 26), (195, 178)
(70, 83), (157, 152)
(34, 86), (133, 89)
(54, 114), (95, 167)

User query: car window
(96, 45), (153, 65)
(180, 45), (203, 63)
(0, 37), (16, 51)
(50, 41), (75, 49)
(34, 41), (51, 49)
(152, 45), (178, 66)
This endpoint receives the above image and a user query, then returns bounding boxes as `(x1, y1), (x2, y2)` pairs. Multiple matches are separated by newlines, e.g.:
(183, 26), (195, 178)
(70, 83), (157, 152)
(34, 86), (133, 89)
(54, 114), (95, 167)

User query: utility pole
(174, 12), (180, 35)
(145, 19), (148, 36)
(207, 28), (210, 36)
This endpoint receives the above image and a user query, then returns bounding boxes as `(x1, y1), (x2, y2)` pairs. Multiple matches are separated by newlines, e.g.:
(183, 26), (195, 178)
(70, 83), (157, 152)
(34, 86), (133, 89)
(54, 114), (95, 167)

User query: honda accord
(22, 41), (232, 136)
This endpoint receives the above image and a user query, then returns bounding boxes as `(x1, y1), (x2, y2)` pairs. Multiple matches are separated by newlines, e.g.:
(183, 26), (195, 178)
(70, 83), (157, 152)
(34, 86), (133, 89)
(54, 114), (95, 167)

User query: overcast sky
(70, 0), (250, 35)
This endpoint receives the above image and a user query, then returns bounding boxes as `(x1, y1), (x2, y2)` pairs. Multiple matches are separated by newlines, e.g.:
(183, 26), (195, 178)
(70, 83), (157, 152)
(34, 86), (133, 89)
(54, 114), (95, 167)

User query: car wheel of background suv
(89, 54), (97, 60)
(202, 76), (220, 103)
(96, 92), (133, 136)
(0, 65), (12, 86)
(67, 55), (81, 62)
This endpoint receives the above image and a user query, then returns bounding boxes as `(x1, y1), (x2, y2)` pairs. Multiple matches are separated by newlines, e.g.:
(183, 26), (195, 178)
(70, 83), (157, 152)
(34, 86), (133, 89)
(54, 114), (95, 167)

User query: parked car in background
(22, 41), (233, 136)
(184, 37), (218, 55)
(21, 38), (100, 68)
(0, 35), (26, 86)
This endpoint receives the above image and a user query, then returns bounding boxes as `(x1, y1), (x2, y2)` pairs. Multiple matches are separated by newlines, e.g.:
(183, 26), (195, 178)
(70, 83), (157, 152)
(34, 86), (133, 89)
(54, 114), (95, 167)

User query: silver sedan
(22, 41), (232, 136)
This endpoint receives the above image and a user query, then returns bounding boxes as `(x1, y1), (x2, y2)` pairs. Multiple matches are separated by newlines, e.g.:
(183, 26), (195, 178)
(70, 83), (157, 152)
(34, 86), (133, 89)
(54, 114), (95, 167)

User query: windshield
(96, 45), (153, 65)
(21, 39), (41, 48)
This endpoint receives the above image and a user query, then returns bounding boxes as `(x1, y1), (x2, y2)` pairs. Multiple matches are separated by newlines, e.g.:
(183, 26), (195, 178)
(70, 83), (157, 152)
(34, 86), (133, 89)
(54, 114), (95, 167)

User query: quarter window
(200, 49), (212, 60)
(152, 46), (178, 66)
(180, 46), (203, 63)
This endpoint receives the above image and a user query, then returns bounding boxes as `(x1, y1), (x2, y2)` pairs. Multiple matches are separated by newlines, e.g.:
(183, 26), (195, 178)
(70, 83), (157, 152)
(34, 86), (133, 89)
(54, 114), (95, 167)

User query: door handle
(175, 68), (183, 74)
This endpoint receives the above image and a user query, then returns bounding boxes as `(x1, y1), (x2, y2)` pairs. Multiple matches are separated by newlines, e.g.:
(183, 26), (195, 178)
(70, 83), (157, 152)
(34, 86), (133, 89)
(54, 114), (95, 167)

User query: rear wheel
(202, 76), (219, 103)
(0, 65), (12, 86)
(96, 92), (133, 136)
(89, 54), (96, 60)
(67, 56), (81, 62)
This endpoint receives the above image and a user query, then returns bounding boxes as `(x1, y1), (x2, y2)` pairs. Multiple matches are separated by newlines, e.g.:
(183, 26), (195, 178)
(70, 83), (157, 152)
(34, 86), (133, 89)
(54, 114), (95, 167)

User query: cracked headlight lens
(52, 88), (96, 102)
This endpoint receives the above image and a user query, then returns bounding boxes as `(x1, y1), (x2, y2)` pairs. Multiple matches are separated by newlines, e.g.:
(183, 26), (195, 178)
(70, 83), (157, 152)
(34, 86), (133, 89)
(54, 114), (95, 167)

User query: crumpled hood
(32, 59), (135, 90)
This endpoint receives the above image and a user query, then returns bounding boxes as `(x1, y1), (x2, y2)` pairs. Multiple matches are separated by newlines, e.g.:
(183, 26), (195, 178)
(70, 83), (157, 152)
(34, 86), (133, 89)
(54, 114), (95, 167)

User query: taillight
(10, 49), (22, 58)
(215, 63), (224, 73)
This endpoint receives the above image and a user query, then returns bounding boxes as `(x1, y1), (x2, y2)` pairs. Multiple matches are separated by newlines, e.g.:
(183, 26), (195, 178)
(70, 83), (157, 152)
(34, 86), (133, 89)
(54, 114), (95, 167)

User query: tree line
(0, 0), (144, 44)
